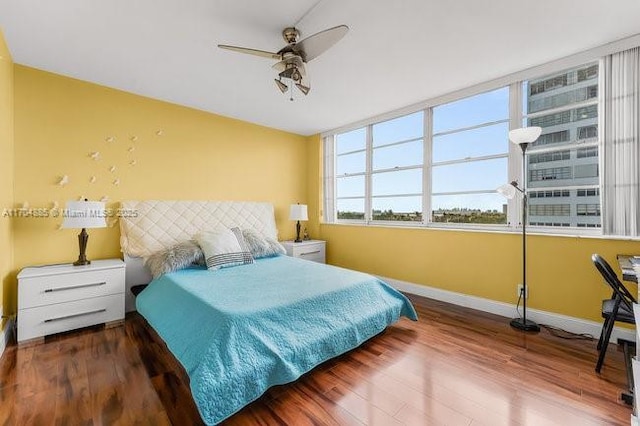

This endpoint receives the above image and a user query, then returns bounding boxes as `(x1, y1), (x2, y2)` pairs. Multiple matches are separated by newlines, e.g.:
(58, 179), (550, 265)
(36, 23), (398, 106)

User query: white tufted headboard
(120, 200), (278, 257)
(119, 200), (279, 311)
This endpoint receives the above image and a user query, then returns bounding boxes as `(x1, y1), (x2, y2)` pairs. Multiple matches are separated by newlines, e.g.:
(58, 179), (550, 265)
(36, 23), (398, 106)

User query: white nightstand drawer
(282, 240), (326, 264)
(18, 293), (124, 342)
(297, 250), (325, 263)
(19, 268), (125, 309)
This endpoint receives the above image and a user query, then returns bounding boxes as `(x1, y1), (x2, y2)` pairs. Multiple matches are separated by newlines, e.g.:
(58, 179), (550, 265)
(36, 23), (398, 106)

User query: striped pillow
(196, 227), (254, 270)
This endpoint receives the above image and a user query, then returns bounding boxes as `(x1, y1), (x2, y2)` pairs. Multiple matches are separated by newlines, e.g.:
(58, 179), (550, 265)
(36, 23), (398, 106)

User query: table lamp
(289, 204), (308, 243)
(63, 200), (107, 266)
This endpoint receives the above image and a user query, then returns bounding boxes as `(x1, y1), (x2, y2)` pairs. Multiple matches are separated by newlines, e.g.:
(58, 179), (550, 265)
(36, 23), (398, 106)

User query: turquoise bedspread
(136, 255), (417, 425)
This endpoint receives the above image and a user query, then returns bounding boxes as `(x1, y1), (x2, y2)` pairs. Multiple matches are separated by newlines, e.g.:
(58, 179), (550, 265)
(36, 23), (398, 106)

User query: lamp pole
(510, 142), (540, 332)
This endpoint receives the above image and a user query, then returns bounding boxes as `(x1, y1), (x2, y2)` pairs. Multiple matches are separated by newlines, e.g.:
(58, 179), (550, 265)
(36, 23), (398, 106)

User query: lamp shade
(274, 79), (288, 93)
(496, 183), (518, 200)
(62, 201), (107, 229)
(508, 126), (542, 145)
(289, 204), (308, 221)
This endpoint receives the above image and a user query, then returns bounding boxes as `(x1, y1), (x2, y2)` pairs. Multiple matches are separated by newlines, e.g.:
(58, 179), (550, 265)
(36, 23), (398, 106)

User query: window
(529, 190), (570, 198)
(529, 204), (571, 217)
(431, 87), (509, 224)
(529, 150), (570, 164)
(325, 62), (602, 231)
(578, 125), (598, 140)
(577, 64), (598, 82)
(530, 74), (568, 95)
(530, 167), (572, 181)
(371, 112), (424, 222)
(528, 105), (597, 128)
(529, 110), (572, 128)
(525, 62), (600, 228)
(577, 188), (599, 196)
(576, 105), (598, 121)
(577, 223), (602, 228)
(531, 222), (571, 227)
(577, 146), (598, 158)
(577, 204), (601, 216)
(528, 85), (598, 114)
(333, 113), (424, 222)
(531, 130), (570, 147)
(335, 128), (366, 220)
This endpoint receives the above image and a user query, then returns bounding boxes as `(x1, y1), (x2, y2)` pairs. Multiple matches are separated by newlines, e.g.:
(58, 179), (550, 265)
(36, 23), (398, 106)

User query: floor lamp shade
(508, 126), (542, 146)
(289, 204), (308, 243)
(63, 200), (107, 266)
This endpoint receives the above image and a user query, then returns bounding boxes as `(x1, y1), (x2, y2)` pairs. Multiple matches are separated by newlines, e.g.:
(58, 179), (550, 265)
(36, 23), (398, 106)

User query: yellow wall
(306, 136), (640, 323)
(3, 52), (638, 327)
(8, 65), (307, 314)
(0, 31), (13, 326)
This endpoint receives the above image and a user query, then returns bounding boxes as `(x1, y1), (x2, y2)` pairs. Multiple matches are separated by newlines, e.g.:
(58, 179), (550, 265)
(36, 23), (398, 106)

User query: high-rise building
(525, 63), (601, 228)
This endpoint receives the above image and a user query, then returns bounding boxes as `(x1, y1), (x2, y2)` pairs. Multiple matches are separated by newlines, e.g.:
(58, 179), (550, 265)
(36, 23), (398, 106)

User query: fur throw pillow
(144, 240), (205, 278)
(241, 228), (286, 259)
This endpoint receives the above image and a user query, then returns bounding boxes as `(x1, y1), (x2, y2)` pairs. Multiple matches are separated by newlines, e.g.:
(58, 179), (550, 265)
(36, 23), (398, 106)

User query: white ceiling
(1, 0), (639, 136)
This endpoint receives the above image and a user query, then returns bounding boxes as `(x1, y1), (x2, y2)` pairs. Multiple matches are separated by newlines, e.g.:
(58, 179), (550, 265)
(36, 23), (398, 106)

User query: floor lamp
(497, 126), (542, 332)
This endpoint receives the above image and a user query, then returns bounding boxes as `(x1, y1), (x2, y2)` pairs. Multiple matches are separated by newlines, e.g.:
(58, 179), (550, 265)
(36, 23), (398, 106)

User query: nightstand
(281, 240), (326, 264)
(17, 259), (125, 344)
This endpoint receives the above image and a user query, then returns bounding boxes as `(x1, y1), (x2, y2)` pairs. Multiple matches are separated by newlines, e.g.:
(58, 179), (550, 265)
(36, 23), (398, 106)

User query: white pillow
(196, 227), (254, 270)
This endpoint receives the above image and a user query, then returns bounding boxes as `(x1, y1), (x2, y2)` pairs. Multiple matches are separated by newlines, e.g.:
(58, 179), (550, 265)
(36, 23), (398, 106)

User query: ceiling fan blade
(218, 45), (282, 60)
(293, 25), (348, 62)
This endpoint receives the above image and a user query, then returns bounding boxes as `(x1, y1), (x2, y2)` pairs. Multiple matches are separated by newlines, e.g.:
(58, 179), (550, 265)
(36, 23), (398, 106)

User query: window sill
(323, 221), (639, 241)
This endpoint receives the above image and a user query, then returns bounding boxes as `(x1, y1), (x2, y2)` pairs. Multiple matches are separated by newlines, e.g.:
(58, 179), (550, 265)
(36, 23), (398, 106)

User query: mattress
(136, 255), (417, 424)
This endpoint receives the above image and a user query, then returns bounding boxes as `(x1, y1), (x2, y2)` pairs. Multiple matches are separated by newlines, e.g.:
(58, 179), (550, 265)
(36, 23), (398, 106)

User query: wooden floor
(0, 295), (632, 425)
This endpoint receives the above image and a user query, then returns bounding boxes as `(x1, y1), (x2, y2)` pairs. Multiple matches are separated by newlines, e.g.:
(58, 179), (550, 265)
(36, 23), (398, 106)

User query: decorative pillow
(241, 228), (286, 259)
(196, 227), (254, 270)
(144, 240), (205, 279)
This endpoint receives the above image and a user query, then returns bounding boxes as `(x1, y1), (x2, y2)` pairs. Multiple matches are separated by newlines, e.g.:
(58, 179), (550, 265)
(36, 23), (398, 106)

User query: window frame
(429, 117), (511, 226)
(323, 61), (606, 237)
(332, 115), (427, 226)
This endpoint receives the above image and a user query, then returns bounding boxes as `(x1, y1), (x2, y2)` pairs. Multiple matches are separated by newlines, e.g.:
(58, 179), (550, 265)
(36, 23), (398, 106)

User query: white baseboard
(382, 276), (635, 343)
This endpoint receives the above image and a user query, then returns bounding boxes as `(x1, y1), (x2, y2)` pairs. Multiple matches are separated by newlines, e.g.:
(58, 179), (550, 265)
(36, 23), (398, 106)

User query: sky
(336, 87), (510, 213)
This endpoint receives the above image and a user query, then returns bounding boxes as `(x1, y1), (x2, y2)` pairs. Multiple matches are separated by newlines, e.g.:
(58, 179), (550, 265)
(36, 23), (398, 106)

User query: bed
(119, 200), (417, 425)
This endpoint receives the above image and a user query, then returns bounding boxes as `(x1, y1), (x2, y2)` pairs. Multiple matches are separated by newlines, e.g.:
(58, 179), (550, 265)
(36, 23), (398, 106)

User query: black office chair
(592, 254), (636, 373)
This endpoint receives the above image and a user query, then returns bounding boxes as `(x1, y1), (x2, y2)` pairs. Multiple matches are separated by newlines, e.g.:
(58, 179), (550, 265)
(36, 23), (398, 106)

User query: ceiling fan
(218, 25), (348, 99)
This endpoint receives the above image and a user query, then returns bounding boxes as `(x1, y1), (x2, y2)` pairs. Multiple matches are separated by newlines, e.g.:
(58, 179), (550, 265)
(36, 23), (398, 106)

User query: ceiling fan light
(274, 79), (288, 93)
(295, 83), (310, 95)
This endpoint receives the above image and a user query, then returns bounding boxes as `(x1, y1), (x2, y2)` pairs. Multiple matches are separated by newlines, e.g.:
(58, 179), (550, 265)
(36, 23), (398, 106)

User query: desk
(616, 254), (639, 409)
(618, 255), (639, 283)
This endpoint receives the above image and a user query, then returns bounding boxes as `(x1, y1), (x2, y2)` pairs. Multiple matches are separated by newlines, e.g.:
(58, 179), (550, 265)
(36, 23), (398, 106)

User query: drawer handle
(44, 308), (107, 323)
(300, 250), (321, 256)
(44, 281), (107, 293)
